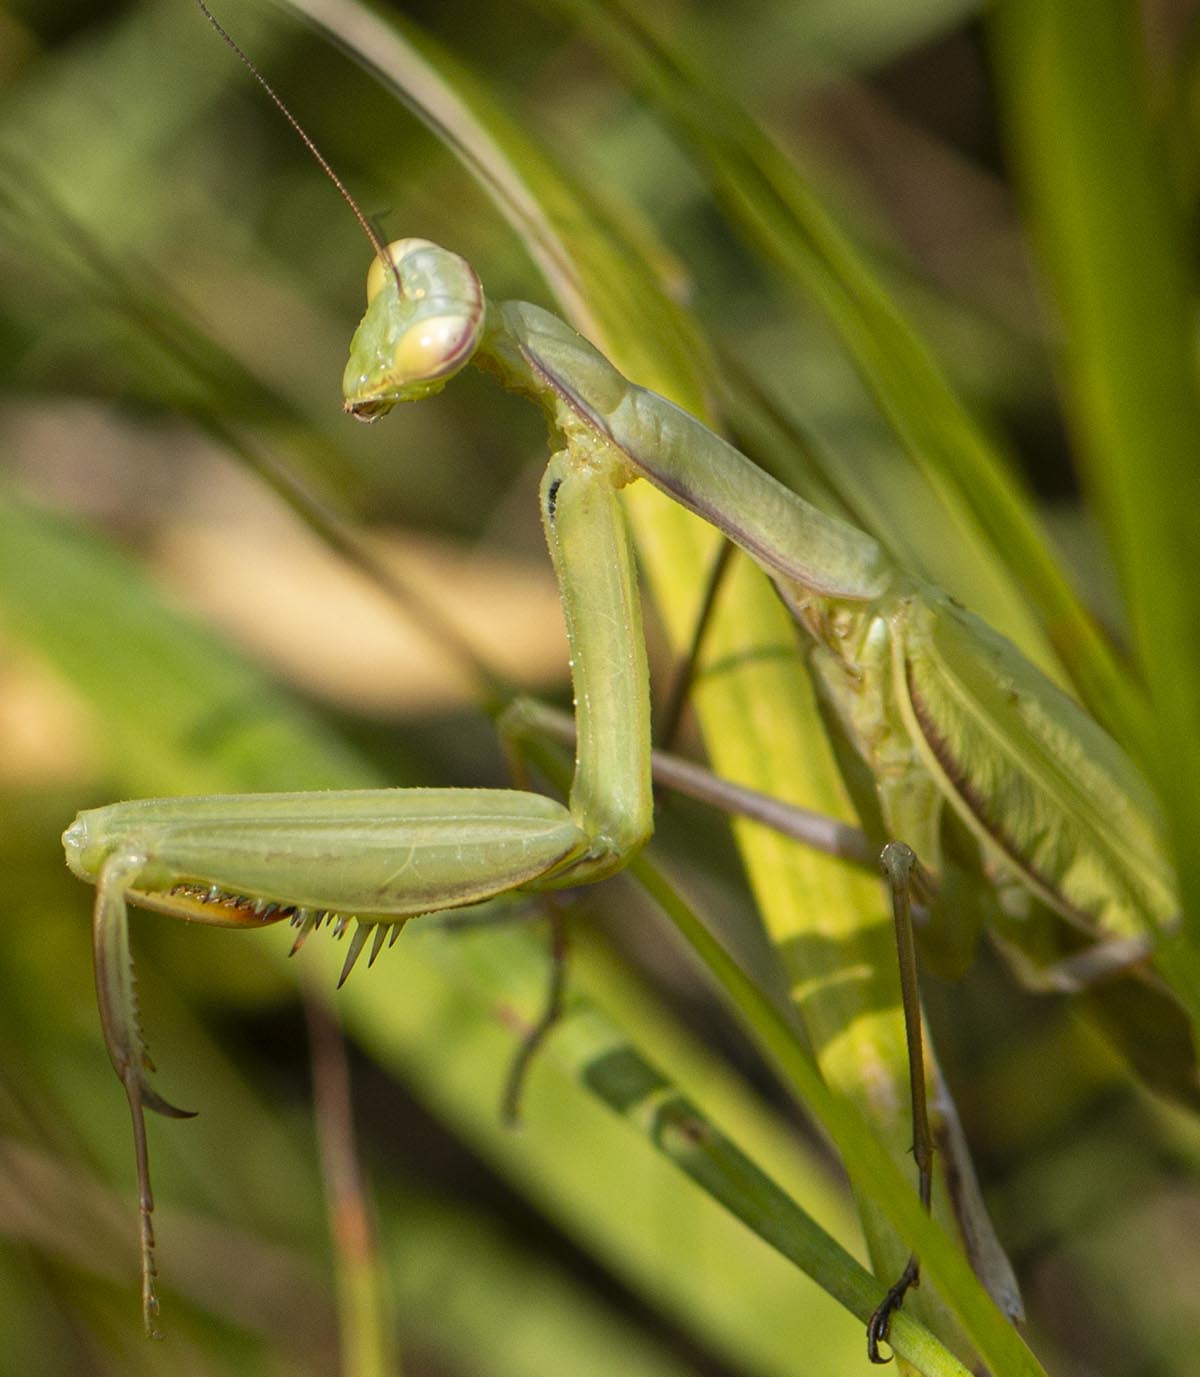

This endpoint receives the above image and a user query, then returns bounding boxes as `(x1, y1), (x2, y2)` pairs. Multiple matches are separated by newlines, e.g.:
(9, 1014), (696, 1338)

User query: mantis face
(342, 237), (485, 419)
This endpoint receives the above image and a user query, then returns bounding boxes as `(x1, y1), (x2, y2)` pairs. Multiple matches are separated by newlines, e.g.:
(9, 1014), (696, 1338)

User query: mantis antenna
(191, 0), (407, 306)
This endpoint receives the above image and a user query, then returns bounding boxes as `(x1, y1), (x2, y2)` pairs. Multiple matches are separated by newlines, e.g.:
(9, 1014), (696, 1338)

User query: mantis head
(343, 238), (485, 420)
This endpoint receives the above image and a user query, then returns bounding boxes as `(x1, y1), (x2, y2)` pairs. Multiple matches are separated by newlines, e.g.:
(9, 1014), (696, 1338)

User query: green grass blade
(630, 854), (1043, 1377)
(990, 0), (1200, 1019)
(547, 0), (1147, 746)
(338, 915), (980, 1377)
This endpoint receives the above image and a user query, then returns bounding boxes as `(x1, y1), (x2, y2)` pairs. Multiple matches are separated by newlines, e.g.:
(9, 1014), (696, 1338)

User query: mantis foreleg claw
(138, 1081), (198, 1121)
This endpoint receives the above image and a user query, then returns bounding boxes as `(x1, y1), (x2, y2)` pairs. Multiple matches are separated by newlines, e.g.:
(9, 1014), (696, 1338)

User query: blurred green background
(2, 1), (1200, 1374)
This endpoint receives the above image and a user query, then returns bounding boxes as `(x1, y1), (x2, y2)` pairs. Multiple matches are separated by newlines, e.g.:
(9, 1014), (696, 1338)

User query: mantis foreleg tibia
(66, 194), (1186, 1357)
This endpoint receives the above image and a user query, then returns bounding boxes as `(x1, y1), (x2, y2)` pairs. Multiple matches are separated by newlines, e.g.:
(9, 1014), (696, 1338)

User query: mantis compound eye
(391, 313), (478, 379)
(344, 238), (485, 417)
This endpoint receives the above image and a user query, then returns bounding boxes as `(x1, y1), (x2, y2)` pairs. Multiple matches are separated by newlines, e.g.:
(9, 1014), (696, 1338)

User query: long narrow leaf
(990, 0), (1200, 1018)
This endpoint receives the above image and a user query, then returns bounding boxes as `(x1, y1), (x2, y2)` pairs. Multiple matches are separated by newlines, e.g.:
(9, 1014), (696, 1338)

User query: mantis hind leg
(867, 842), (936, 1364)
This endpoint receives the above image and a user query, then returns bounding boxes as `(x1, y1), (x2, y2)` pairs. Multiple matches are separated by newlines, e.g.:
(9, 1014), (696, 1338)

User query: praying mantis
(64, 225), (1186, 1351)
(58, 4), (1191, 1363)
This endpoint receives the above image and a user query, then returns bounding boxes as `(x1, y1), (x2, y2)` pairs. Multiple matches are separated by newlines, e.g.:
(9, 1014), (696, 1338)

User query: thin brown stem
(500, 902), (570, 1128)
(654, 539), (735, 753)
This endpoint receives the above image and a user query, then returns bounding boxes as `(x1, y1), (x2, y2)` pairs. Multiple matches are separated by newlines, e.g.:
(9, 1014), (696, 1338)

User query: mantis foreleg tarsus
(90, 849), (198, 1337)
(65, 1), (1190, 1350)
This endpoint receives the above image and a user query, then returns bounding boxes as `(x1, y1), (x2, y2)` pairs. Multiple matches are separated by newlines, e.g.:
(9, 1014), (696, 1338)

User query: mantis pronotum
(62, 2), (1189, 1360)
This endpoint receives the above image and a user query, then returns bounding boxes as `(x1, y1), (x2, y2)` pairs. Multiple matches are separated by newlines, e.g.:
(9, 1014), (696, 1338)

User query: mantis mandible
(62, 4), (1186, 1357)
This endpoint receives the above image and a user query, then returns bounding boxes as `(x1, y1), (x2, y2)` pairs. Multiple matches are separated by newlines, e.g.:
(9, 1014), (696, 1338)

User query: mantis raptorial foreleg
(65, 397), (654, 1333)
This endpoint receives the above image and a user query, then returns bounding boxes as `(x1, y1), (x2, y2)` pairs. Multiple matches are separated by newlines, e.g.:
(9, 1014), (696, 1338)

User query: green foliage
(1, 1), (1198, 1374)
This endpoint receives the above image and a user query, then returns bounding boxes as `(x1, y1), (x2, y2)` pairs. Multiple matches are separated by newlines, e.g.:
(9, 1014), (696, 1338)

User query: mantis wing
(892, 585), (1177, 945)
